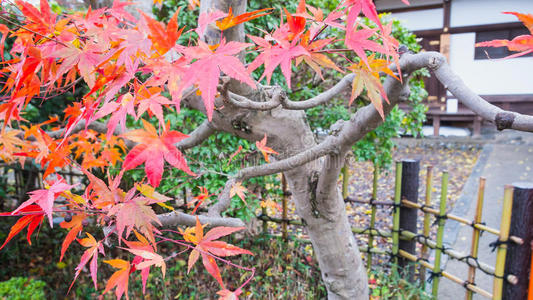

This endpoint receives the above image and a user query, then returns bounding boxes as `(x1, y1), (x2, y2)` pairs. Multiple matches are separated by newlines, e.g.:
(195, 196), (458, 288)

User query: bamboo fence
(258, 160), (530, 299)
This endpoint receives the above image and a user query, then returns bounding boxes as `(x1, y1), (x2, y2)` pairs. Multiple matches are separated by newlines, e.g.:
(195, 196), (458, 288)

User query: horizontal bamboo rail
(256, 214), (518, 284)
(345, 197), (524, 245)
(398, 250), (493, 299)
(401, 199), (524, 245)
(400, 229), (518, 285)
(269, 234), (389, 255)
(344, 197), (394, 206)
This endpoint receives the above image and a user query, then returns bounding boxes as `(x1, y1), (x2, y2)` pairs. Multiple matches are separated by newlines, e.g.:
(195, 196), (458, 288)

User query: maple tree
(0, 0), (532, 299)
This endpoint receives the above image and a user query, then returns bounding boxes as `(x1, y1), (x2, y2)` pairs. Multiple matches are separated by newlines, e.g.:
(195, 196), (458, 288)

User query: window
(474, 27), (532, 59)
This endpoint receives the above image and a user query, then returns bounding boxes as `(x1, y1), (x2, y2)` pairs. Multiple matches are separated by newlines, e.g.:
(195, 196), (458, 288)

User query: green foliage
(368, 263), (433, 300)
(0, 277), (46, 300)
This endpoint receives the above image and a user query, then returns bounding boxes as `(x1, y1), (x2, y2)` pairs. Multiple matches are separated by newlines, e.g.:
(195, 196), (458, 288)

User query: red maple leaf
(247, 35), (309, 89)
(179, 39), (255, 120)
(69, 233), (105, 292)
(345, 27), (386, 69)
(0, 205), (44, 250)
(344, 0), (382, 30)
(475, 12), (533, 58)
(188, 186), (214, 214)
(121, 119), (194, 187)
(15, 0), (56, 35)
(12, 178), (77, 227)
(123, 230), (154, 293)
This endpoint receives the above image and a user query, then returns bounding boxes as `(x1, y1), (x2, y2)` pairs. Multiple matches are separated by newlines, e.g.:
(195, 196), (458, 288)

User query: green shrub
(0, 277), (46, 300)
(369, 263), (433, 300)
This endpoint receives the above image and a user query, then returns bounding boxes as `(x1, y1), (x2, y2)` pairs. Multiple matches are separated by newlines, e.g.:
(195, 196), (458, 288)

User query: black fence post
(398, 159), (420, 280)
(503, 182), (533, 299)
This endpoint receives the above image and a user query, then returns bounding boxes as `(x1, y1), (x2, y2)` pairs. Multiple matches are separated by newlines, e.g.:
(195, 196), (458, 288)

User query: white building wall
(387, 8), (444, 31)
(450, 0), (533, 27)
(381, 0), (533, 96)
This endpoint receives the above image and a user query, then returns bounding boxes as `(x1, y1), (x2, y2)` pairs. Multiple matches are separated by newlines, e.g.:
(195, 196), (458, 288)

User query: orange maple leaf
(103, 259), (131, 300)
(188, 186), (214, 214)
(260, 199), (282, 212)
(181, 217), (252, 287)
(59, 213), (87, 261)
(141, 8), (184, 55)
(216, 7), (273, 31)
(255, 134), (278, 162)
(347, 54), (397, 119)
(230, 181), (248, 205)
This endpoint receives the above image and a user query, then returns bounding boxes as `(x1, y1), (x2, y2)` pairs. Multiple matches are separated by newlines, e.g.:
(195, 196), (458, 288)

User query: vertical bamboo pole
(281, 174), (288, 240)
(420, 165), (434, 284)
(367, 162), (378, 271)
(342, 159), (349, 199)
(432, 171), (448, 297)
(503, 182), (533, 299)
(466, 177), (486, 300)
(493, 185), (514, 300)
(392, 161), (403, 273)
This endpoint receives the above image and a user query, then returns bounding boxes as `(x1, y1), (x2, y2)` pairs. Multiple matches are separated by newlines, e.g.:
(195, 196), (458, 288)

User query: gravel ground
(346, 142), (482, 264)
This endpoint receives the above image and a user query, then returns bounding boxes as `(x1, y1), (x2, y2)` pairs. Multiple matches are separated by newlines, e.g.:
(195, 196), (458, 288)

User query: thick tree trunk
(286, 166), (369, 299)
(195, 98), (369, 298)
(197, 0), (369, 297)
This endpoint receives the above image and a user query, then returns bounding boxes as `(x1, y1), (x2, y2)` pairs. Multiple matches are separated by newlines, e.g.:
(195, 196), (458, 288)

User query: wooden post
(432, 171), (448, 297)
(392, 161), (403, 273)
(503, 182), (533, 299)
(398, 159), (420, 279)
(433, 115), (440, 136)
(493, 185), (514, 300)
(367, 162), (378, 271)
(281, 174), (288, 240)
(420, 165), (433, 284)
(466, 177), (486, 300)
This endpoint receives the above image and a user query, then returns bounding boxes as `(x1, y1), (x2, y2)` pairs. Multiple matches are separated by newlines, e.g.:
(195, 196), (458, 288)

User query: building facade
(376, 0), (533, 135)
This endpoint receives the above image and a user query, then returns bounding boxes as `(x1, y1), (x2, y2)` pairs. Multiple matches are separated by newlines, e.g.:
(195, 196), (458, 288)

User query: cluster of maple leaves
(0, 0), (531, 296)
(4, 0), (513, 298)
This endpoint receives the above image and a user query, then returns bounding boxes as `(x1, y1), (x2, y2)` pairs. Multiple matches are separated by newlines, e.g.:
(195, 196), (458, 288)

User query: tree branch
(177, 121), (217, 150)
(224, 89), (282, 110)
(158, 210), (245, 227)
(426, 51), (533, 132)
(208, 133), (340, 217)
(280, 74), (355, 110)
